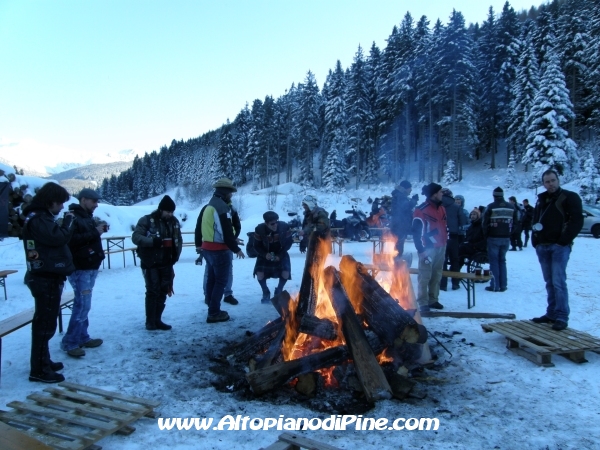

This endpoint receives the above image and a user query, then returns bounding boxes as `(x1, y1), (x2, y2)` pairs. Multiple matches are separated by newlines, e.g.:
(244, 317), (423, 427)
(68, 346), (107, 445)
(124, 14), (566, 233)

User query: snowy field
(1, 166), (599, 449)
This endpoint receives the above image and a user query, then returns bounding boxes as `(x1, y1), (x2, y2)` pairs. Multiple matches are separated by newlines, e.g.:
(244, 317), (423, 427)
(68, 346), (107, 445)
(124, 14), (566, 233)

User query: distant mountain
(48, 161), (133, 193)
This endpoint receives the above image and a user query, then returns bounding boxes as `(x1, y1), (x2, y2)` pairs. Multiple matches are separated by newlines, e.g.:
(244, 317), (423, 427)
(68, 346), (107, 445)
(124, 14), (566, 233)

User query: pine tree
(505, 153), (517, 189)
(579, 149), (600, 204)
(296, 71), (321, 187)
(442, 159), (458, 185)
(523, 40), (578, 181)
(507, 21), (539, 162)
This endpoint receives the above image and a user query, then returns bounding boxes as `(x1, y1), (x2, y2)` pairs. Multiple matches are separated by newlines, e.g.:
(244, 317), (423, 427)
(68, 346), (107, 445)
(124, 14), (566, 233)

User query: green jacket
(132, 211), (182, 268)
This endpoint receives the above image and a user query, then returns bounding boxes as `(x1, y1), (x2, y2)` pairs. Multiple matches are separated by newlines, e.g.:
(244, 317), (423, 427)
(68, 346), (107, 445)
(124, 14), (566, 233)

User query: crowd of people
(20, 170), (582, 384)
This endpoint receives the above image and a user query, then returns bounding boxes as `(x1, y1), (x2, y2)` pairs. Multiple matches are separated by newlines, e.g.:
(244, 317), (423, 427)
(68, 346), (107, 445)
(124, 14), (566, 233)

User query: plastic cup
(162, 238), (173, 247)
(475, 269), (482, 276)
(483, 269), (490, 276)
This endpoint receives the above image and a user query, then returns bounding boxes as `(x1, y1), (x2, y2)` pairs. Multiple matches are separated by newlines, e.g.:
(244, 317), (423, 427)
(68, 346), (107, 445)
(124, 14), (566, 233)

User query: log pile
(228, 232), (428, 404)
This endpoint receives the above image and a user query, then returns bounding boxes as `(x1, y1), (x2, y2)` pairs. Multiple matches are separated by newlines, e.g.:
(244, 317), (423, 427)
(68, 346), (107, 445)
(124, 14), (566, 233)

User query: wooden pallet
(261, 432), (341, 450)
(482, 320), (600, 367)
(0, 381), (160, 450)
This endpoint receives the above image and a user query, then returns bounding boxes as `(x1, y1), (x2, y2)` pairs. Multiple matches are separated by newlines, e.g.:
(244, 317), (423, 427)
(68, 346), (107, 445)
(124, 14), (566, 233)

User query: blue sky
(0, 0), (538, 170)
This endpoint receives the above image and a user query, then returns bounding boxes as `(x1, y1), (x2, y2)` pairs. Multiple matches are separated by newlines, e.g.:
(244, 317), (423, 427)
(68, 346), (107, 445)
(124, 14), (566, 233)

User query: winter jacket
(302, 206), (330, 236)
(454, 195), (470, 236)
(196, 193), (241, 253)
(22, 203), (75, 278)
(464, 219), (487, 253)
(445, 201), (468, 237)
(67, 203), (105, 270)
(532, 188), (583, 247)
(253, 221), (293, 259)
(412, 200), (447, 253)
(391, 187), (418, 238)
(522, 204), (534, 229)
(132, 211), (182, 268)
(482, 198), (517, 239)
(194, 201), (241, 248)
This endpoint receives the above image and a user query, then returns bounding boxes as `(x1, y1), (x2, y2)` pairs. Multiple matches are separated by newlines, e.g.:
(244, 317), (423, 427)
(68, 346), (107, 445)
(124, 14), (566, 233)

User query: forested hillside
(100, 0), (600, 206)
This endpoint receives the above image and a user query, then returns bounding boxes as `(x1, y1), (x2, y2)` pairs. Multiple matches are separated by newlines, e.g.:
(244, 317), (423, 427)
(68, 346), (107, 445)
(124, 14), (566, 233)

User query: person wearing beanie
(132, 195), (183, 330)
(195, 178), (245, 323)
(482, 186), (517, 292)
(299, 194), (330, 253)
(252, 211), (294, 303)
(412, 182), (447, 312)
(391, 180), (419, 258)
(507, 196), (524, 251)
(458, 208), (487, 271)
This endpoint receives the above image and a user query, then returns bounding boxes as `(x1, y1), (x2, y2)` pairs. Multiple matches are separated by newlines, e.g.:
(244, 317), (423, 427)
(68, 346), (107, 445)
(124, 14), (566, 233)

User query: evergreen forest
(99, 0), (600, 205)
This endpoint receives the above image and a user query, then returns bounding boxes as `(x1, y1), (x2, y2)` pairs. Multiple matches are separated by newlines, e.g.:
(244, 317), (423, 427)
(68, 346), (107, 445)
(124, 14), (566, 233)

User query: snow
(1, 170), (600, 449)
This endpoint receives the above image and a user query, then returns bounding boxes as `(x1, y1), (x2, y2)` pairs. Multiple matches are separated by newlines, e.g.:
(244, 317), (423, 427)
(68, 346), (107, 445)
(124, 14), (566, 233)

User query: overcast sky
(0, 0), (540, 168)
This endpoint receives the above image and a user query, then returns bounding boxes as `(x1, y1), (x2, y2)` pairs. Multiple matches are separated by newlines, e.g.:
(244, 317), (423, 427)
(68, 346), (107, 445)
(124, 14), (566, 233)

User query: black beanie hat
(422, 183), (442, 198)
(263, 211), (279, 223)
(399, 180), (412, 189)
(158, 195), (176, 212)
(493, 187), (504, 198)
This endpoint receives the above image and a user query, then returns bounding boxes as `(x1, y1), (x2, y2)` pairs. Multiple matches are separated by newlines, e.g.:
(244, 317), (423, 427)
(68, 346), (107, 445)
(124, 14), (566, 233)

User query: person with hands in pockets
(412, 183), (447, 312)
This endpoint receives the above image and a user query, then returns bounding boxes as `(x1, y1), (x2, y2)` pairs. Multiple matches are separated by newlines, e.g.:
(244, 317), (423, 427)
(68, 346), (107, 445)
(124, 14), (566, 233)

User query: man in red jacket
(412, 183), (447, 312)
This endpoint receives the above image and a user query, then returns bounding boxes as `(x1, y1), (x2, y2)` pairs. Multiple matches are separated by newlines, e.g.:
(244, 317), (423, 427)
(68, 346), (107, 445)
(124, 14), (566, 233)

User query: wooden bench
(0, 270), (18, 300)
(0, 294), (74, 383)
(408, 267), (492, 309)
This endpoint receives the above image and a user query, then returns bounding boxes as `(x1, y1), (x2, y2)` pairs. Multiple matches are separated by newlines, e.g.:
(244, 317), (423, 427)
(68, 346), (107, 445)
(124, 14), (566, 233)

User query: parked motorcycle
(335, 206), (370, 241)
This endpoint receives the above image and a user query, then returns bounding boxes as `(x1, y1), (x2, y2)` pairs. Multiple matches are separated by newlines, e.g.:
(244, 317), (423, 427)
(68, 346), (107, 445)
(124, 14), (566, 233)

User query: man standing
(508, 196), (524, 251)
(61, 189), (106, 358)
(531, 170), (583, 331)
(22, 182), (75, 383)
(412, 183), (447, 312)
(253, 211), (294, 303)
(439, 189), (468, 291)
(299, 194), (330, 253)
(197, 178), (245, 323)
(521, 199), (534, 248)
(132, 195), (182, 330)
(482, 187), (517, 292)
(390, 180), (418, 258)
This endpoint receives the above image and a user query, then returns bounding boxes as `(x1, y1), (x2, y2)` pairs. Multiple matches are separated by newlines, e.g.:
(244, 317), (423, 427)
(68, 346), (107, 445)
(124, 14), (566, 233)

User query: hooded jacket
(22, 203), (76, 278)
(391, 186), (418, 238)
(67, 203), (105, 270)
(454, 195), (470, 236)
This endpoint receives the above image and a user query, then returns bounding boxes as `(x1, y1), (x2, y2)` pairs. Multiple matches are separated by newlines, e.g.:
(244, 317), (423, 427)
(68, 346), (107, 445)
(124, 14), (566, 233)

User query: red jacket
(412, 200), (447, 253)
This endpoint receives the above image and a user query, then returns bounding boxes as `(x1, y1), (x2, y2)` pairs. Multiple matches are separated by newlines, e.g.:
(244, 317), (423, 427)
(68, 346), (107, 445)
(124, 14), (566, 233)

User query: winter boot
(156, 302), (172, 330)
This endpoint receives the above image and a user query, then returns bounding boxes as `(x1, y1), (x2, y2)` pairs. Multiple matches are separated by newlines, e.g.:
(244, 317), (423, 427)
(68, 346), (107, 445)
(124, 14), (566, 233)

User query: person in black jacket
(22, 182), (75, 383)
(482, 187), (517, 292)
(440, 189), (468, 291)
(132, 195), (183, 330)
(390, 180), (418, 257)
(253, 211), (294, 303)
(60, 189), (106, 358)
(521, 199), (534, 247)
(458, 208), (487, 270)
(530, 170), (583, 331)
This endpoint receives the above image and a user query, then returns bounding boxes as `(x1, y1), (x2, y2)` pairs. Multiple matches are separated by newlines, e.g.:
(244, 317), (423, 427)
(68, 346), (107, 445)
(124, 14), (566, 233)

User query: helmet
(302, 195), (317, 210)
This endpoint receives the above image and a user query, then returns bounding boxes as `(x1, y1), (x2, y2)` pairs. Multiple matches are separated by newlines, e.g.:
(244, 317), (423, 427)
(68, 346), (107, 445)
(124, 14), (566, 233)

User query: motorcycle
(332, 206), (370, 241)
(287, 212), (303, 242)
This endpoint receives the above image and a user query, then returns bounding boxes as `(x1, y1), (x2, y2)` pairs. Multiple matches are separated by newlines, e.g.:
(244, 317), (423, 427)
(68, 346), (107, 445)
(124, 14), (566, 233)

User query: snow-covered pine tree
(442, 159), (458, 185)
(579, 149), (600, 204)
(507, 21), (539, 163)
(296, 71), (321, 187)
(523, 37), (578, 182)
(505, 153), (517, 189)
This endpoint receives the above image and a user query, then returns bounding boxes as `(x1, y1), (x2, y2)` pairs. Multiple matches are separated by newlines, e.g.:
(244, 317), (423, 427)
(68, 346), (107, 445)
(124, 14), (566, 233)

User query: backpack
(246, 232), (258, 258)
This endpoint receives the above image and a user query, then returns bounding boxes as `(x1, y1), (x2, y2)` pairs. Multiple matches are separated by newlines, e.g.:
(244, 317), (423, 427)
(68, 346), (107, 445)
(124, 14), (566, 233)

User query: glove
(412, 194), (419, 202)
(299, 240), (307, 254)
(152, 237), (162, 248)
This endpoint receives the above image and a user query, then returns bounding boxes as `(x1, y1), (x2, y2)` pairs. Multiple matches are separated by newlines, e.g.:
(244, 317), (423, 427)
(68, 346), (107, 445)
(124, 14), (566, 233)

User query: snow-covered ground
(1, 165), (599, 449)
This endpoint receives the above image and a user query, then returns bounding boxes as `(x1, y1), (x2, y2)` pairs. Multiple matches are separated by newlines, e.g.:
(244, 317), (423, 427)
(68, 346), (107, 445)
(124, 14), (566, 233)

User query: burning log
(252, 325), (287, 370)
(298, 231), (325, 317)
(299, 315), (338, 341)
(326, 267), (393, 403)
(246, 346), (349, 395)
(294, 373), (319, 397)
(229, 318), (284, 362)
(339, 255), (427, 348)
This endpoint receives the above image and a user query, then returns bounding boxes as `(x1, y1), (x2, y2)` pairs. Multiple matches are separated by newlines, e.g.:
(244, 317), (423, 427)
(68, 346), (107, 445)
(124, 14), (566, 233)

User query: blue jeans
(535, 244), (571, 322)
(203, 251), (233, 297)
(487, 237), (509, 290)
(203, 250), (232, 316)
(61, 270), (98, 351)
